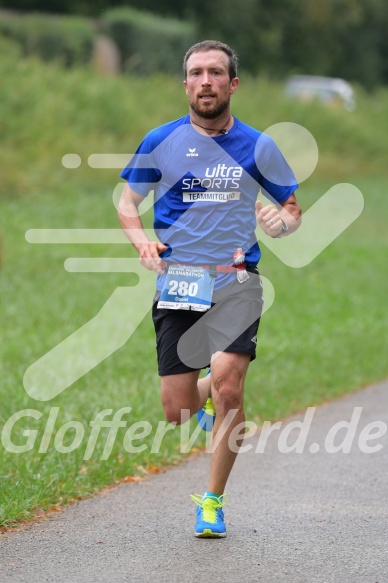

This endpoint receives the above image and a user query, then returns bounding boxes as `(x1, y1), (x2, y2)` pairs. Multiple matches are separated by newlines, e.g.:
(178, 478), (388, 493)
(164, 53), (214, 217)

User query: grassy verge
(1, 47), (387, 527)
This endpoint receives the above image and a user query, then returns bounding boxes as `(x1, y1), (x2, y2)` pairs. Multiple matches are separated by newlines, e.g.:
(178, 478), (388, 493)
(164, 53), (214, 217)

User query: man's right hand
(138, 242), (168, 275)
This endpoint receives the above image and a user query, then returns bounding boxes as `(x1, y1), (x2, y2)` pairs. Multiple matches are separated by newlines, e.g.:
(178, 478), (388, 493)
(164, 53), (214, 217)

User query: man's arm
(118, 183), (167, 274)
(256, 193), (302, 238)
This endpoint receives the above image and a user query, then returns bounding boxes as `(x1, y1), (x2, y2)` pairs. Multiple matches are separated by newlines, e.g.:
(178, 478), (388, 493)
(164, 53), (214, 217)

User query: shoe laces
(190, 494), (227, 523)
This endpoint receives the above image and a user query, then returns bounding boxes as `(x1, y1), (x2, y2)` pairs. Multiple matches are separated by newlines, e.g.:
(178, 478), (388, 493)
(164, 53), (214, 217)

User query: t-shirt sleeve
(120, 133), (162, 197)
(255, 133), (298, 203)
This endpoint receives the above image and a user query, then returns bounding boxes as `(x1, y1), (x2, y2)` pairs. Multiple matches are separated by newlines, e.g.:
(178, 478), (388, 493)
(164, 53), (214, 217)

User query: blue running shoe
(196, 370), (215, 431)
(191, 494), (227, 538)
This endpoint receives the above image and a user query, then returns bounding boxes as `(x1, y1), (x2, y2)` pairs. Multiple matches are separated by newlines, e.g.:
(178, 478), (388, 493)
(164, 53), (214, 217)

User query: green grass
(1, 45), (388, 527)
(247, 175), (388, 422)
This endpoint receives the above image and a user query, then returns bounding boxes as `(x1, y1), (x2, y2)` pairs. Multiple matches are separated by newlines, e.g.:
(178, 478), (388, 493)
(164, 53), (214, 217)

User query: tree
(1, 0), (388, 86)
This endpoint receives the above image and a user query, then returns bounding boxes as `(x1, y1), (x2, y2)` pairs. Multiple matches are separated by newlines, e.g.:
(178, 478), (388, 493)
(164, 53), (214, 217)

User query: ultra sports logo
(204, 164), (243, 179)
(182, 163), (243, 202)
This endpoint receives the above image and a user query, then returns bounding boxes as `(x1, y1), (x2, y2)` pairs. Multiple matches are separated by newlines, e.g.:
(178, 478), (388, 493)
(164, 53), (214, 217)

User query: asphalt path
(1, 380), (388, 583)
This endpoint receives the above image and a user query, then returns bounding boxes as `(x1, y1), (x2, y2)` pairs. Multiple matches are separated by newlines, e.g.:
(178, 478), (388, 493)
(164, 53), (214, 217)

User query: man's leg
(161, 351), (249, 490)
(190, 351), (250, 538)
(160, 370), (211, 425)
(207, 351), (250, 494)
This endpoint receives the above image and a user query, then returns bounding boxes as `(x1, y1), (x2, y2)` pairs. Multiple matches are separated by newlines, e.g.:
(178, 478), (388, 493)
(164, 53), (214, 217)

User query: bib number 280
(157, 265), (215, 311)
(168, 280), (198, 297)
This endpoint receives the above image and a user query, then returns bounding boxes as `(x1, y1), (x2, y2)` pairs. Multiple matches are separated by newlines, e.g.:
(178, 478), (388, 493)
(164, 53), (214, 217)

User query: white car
(285, 75), (356, 111)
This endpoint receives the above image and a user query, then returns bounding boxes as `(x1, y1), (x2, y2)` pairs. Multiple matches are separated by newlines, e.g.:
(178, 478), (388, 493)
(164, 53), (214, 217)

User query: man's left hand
(256, 200), (283, 237)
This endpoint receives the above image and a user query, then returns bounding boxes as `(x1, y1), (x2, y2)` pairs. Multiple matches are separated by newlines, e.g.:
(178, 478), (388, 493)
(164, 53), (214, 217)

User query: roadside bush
(0, 12), (95, 66)
(102, 7), (196, 75)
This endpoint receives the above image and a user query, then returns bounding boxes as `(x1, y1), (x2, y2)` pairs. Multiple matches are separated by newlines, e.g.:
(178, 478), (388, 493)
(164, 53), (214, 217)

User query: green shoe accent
(196, 397), (216, 431)
(191, 494), (227, 537)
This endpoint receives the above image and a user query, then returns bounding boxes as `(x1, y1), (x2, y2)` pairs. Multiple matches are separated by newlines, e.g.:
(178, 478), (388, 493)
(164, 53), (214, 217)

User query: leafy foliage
(1, 0), (388, 86)
(102, 7), (196, 75)
(0, 12), (95, 66)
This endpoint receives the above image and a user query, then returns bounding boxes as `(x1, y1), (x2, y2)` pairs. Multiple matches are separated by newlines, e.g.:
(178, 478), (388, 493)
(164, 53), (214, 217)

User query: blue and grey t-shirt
(120, 114), (298, 290)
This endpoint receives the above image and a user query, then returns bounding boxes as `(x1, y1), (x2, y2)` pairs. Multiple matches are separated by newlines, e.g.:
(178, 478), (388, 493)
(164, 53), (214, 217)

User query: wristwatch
(273, 219), (288, 238)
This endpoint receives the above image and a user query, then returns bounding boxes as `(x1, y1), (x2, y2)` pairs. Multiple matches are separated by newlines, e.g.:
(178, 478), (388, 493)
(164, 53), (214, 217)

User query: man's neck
(189, 112), (233, 136)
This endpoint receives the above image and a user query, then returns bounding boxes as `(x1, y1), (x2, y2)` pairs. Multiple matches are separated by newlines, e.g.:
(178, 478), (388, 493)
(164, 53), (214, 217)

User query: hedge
(102, 7), (197, 75)
(0, 12), (95, 66)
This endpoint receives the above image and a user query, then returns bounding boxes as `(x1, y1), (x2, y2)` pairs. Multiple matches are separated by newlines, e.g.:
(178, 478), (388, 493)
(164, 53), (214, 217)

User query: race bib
(157, 265), (215, 311)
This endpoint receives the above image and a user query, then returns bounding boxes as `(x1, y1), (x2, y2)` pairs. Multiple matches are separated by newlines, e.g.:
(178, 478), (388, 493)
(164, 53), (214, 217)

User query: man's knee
(160, 372), (199, 425)
(213, 373), (244, 410)
(214, 388), (243, 413)
(211, 353), (249, 410)
(161, 401), (189, 426)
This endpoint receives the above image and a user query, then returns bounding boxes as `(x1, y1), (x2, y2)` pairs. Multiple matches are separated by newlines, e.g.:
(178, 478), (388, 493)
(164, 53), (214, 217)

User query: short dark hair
(183, 40), (238, 81)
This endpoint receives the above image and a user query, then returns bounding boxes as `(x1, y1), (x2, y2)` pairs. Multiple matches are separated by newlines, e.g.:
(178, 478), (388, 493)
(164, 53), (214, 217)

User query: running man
(118, 40), (302, 537)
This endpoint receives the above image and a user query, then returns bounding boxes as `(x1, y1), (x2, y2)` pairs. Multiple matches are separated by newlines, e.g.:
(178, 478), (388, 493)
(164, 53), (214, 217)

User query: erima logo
(251, 335), (258, 345)
(186, 148), (199, 157)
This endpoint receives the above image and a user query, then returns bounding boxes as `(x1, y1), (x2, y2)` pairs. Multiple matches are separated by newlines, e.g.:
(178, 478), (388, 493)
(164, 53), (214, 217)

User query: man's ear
(230, 77), (239, 94)
(183, 80), (188, 94)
